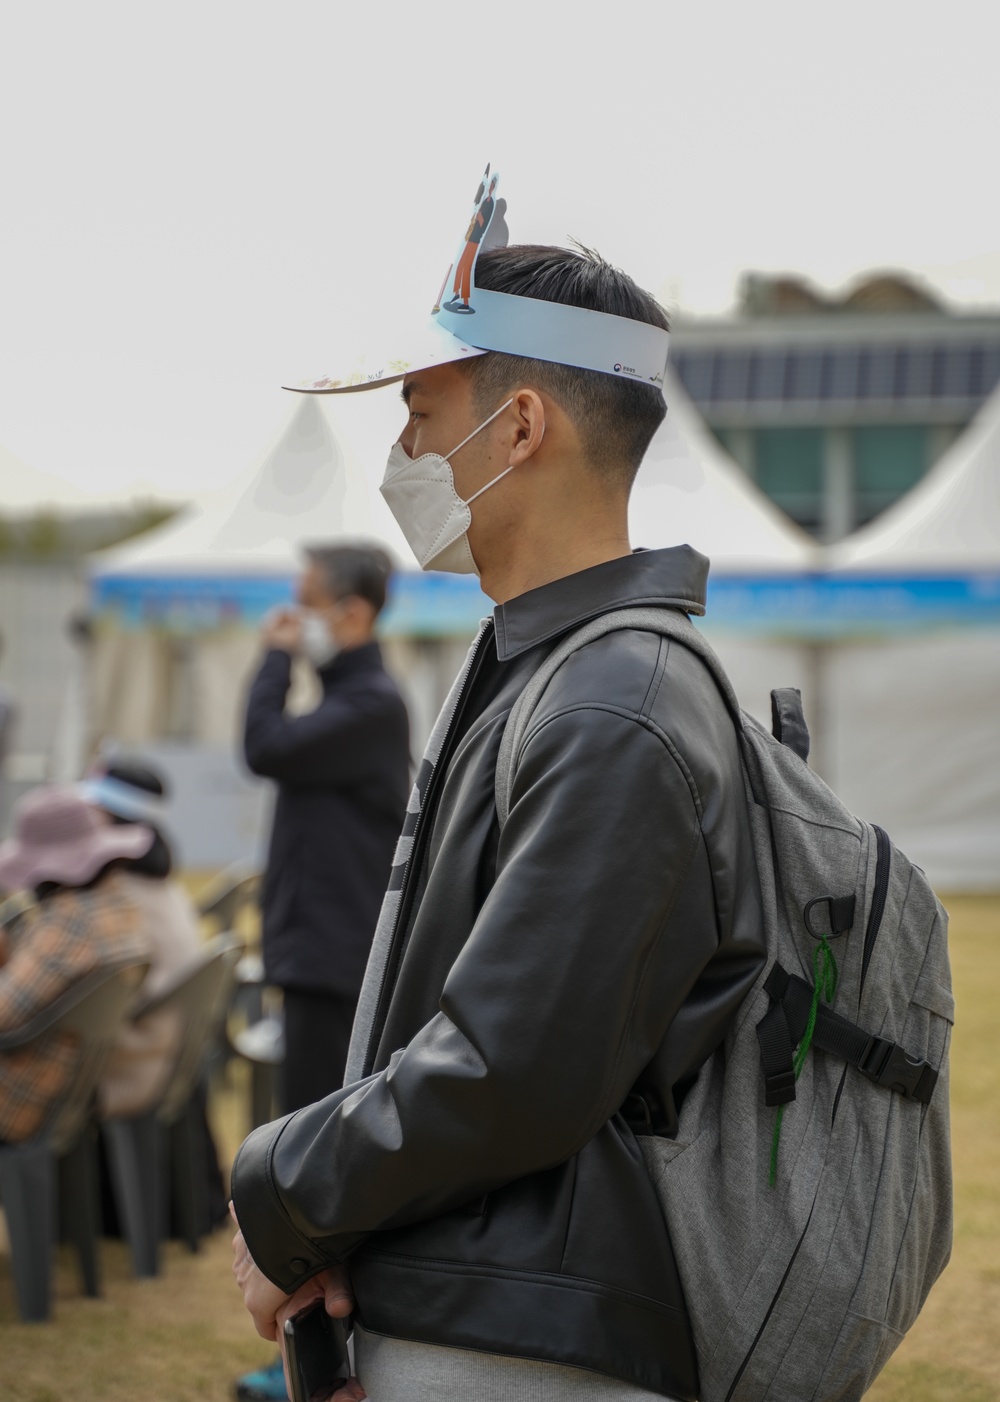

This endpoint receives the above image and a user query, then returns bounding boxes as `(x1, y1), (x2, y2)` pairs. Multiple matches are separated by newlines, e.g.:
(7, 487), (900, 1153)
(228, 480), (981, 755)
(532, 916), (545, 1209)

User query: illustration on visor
(432, 164), (509, 315)
(285, 161), (669, 395)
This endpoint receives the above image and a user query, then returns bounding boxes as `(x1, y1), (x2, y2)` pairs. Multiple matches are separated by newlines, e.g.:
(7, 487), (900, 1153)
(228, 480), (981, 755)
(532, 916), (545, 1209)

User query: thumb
(324, 1270), (354, 1318)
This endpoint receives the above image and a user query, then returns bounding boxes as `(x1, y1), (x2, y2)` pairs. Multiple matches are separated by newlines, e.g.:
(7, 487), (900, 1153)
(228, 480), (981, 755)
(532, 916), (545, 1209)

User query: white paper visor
(78, 776), (166, 824)
(284, 319), (486, 395)
(285, 291), (669, 395)
(438, 290), (669, 388)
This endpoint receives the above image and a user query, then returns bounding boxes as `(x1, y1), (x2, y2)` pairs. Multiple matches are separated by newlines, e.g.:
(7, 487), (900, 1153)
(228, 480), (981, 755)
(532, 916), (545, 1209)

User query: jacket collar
(318, 639), (383, 688)
(492, 546), (708, 662)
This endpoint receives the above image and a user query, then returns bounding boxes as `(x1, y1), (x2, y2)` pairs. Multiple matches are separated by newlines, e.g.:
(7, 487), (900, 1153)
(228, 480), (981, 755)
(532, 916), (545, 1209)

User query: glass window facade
(672, 320), (1000, 540)
(754, 428), (825, 532)
(853, 426), (928, 524)
(672, 339), (1000, 410)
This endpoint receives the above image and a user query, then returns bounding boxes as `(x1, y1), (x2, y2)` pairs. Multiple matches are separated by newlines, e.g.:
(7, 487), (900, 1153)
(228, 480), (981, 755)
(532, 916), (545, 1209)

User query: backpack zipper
(833, 825), (890, 1126)
(727, 829), (891, 1393)
(723, 1203), (815, 1402)
(860, 824), (891, 994)
(361, 623), (494, 1076)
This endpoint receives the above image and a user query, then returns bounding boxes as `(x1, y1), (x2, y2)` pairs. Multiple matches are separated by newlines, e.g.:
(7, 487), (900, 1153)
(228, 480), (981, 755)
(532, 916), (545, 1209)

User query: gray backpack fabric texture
(495, 607), (953, 1402)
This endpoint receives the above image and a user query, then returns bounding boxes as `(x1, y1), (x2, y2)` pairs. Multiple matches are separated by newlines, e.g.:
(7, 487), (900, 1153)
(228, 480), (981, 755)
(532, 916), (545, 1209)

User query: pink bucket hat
(0, 785), (154, 892)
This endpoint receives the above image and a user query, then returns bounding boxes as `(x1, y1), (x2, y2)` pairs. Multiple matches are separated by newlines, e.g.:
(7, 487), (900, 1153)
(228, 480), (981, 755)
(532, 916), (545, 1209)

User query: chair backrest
(0, 960), (149, 1155)
(131, 932), (243, 1124)
(196, 862), (261, 928)
(0, 892), (37, 941)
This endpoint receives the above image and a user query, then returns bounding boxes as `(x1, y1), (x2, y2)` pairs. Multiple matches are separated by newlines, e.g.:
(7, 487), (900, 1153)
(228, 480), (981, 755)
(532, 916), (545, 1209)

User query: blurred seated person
(78, 759), (203, 1119)
(0, 786), (151, 1144)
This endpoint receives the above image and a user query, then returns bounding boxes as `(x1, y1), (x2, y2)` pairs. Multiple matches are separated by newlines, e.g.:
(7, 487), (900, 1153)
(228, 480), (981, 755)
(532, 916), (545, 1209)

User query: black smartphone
(283, 1300), (351, 1402)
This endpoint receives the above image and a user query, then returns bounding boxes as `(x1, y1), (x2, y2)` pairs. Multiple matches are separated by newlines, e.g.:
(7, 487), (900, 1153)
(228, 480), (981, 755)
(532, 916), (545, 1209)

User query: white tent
(87, 392), (412, 748)
(822, 386), (1000, 889)
(87, 394), (479, 773)
(93, 394), (409, 579)
(828, 388), (1000, 573)
(628, 371), (820, 734)
(630, 371), (818, 573)
(84, 397), (419, 866)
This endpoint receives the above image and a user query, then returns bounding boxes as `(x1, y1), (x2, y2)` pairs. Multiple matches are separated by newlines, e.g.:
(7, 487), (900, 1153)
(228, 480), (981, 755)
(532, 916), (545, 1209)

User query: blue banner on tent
(91, 569), (1000, 639)
(90, 569), (490, 637)
(704, 573), (1000, 637)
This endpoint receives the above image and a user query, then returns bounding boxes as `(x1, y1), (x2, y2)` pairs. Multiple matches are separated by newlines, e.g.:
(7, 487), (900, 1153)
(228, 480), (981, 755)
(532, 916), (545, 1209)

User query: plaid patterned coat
(0, 871), (149, 1143)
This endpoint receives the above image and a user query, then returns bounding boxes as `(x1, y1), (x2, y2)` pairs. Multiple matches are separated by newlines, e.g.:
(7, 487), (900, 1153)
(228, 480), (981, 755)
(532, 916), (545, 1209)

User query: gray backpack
(496, 607), (953, 1402)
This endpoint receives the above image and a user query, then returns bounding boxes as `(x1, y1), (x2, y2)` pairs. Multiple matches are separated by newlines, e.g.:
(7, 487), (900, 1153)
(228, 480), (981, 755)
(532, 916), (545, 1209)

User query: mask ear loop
(451, 398), (546, 505)
(466, 463), (516, 505)
(445, 397), (514, 460)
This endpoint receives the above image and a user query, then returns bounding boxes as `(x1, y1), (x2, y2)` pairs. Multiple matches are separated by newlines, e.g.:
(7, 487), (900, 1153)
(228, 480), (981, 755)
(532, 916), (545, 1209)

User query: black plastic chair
(0, 960), (148, 1321)
(101, 932), (242, 1276)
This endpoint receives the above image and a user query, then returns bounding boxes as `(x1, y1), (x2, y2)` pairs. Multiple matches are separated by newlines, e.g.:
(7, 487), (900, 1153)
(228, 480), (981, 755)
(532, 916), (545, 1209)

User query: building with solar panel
(670, 272), (1000, 541)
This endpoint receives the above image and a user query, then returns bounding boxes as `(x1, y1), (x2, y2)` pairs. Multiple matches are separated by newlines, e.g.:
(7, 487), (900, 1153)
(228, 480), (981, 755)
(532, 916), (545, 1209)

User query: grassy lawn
(1, 896), (997, 1401)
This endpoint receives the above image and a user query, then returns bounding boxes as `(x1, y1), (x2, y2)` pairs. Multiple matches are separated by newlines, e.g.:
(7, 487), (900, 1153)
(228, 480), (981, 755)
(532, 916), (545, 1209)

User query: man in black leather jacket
(232, 245), (766, 1401)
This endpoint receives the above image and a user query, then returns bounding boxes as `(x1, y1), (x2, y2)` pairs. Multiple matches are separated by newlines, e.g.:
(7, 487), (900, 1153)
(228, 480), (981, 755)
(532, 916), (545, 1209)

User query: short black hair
(460, 244), (669, 487)
(104, 759), (167, 799)
(304, 543), (392, 615)
(100, 758), (173, 876)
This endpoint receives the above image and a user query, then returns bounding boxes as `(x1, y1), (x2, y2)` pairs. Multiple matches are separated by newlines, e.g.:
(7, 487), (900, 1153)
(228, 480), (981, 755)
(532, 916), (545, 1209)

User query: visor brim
(283, 319), (486, 395)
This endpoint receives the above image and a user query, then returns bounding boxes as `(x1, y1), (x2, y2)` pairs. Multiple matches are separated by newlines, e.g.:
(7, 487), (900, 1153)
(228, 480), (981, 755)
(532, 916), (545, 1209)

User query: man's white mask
(380, 399), (514, 575)
(299, 610), (341, 670)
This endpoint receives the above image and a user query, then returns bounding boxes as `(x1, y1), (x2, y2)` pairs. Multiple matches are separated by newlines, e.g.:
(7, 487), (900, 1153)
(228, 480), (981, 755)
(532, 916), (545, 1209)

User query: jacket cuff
(231, 1116), (337, 1292)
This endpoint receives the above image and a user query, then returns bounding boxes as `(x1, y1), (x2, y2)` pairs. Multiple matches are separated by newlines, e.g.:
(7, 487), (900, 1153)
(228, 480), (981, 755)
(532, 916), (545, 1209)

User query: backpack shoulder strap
(495, 606), (743, 827)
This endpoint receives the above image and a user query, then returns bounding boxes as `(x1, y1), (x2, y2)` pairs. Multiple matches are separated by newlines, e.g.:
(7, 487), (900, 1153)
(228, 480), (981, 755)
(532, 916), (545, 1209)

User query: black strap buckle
(764, 1068), (797, 1107)
(858, 1036), (937, 1102)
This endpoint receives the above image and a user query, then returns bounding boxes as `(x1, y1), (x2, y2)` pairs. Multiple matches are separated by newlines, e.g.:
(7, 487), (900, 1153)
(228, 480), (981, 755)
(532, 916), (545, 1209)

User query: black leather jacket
(232, 548), (765, 1399)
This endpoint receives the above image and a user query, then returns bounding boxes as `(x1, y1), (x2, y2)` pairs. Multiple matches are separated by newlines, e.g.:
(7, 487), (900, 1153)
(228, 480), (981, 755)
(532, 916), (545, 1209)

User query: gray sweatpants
(354, 1324), (678, 1401)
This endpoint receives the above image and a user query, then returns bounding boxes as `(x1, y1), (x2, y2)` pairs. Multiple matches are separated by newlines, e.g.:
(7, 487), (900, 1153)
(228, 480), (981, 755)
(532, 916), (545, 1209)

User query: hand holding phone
(283, 1300), (352, 1402)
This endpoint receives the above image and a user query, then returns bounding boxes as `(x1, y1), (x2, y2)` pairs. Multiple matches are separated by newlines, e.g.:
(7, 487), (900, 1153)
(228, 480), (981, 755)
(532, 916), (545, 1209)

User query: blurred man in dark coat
(243, 544), (409, 1114)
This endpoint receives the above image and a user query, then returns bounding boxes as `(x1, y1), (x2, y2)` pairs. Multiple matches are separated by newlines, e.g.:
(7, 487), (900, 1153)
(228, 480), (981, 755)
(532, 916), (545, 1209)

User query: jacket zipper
(361, 623), (494, 1076)
(860, 824), (890, 994)
(726, 828), (891, 1392)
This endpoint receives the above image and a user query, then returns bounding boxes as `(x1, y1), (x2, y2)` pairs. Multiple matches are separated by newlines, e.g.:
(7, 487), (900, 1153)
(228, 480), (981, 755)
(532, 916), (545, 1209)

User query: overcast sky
(1, 1), (998, 510)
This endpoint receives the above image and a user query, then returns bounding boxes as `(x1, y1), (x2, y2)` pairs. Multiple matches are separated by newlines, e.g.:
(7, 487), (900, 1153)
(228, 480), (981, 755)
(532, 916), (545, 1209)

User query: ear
(344, 595), (377, 630)
(339, 595), (366, 622)
(507, 389), (546, 467)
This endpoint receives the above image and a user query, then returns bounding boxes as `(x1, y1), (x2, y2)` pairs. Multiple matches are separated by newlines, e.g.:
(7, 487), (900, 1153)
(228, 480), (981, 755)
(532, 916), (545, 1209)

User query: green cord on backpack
(768, 936), (839, 1188)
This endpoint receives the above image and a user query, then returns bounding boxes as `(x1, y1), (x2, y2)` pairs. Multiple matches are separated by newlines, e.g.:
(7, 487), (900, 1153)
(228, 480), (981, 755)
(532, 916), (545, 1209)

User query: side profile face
(296, 558), (338, 613)
(397, 363), (501, 477)
(296, 559), (375, 647)
(397, 362), (551, 578)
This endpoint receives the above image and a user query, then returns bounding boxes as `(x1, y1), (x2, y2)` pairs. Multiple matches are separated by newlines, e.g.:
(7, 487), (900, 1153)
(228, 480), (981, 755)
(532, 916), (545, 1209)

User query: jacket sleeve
(231, 705), (720, 1290)
(243, 649), (398, 788)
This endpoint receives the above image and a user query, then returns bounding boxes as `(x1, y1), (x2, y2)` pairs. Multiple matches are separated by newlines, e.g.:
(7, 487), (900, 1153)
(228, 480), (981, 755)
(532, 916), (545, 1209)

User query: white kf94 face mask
(299, 610), (341, 670)
(380, 398), (515, 574)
